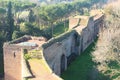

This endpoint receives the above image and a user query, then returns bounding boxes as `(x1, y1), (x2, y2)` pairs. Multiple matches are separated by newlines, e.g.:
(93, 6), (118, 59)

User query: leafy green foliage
(24, 50), (42, 60)
(28, 9), (35, 22)
(0, 32), (5, 74)
(6, 1), (14, 41)
(12, 30), (22, 40)
(24, 54), (31, 60)
(92, 1), (120, 80)
(0, 8), (6, 14)
(53, 21), (69, 37)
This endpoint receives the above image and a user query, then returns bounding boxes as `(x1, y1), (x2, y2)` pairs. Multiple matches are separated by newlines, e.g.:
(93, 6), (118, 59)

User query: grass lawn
(61, 42), (96, 80)
(53, 22), (68, 37)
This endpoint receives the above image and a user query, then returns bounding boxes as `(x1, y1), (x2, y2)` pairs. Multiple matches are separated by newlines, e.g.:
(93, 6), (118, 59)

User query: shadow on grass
(61, 40), (111, 80)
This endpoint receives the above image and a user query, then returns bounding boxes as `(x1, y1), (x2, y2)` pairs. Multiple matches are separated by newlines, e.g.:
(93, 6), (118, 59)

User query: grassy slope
(61, 41), (96, 80)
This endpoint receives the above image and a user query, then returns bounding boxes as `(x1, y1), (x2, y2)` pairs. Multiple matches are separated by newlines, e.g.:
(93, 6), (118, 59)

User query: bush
(92, 1), (120, 79)
(12, 30), (22, 40)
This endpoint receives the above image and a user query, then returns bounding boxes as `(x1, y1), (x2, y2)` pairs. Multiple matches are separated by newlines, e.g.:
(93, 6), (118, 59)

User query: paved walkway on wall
(28, 59), (62, 80)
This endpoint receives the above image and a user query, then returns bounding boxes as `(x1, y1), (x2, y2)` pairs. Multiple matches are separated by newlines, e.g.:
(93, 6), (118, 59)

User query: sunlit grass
(28, 59), (51, 73)
(61, 41), (96, 80)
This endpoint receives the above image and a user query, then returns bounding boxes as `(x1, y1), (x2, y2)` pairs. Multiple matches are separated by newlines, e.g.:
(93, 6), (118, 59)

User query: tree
(12, 30), (21, 40)
(0, 8), (6, 23)
(92, 1), (120, 79)
(7, 1), (14, 41)
(0, 8), (6, 14)
(28, 9), (35, 22)
(20, 23), (32, 34)
(0, 32), (5, 52)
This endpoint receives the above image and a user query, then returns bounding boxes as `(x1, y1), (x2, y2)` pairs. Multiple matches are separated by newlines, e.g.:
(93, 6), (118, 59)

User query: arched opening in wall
(61, 54), (66, 74)
(74, 34), (78, 46)
(67, 33), (79, 66)
(71, 33), (79, 55)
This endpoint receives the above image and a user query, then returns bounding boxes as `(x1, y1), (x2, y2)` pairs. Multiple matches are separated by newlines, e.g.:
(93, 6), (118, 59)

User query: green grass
(53, 22), (69, 37)
(61, 38), (120, 80)
(61, 42), (96, 80)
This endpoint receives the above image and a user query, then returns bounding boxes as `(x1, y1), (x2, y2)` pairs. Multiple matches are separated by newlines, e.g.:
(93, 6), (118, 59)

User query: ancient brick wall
(94, 15), (104, 38)
(43, 39), (68, 75)
(3, 44), (22, 80)
(43, 32), (80, 76)
(43, 14), (104, 77)
(3, 43), (36, 80)
(72, 15), (104, 52)
(80, 17), (94, 51)
(3, 14), (104, 80)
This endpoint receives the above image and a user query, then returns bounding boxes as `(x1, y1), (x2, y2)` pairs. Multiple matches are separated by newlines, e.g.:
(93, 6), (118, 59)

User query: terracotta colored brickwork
(3, 43), (36, 80)
(3, 36), (46, 80)
(69, 18), (80, 29)
(3, 44), (22, 80)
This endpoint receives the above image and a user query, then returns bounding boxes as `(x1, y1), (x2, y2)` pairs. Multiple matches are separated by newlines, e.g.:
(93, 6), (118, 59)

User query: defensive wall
(3, 11), (104, 80)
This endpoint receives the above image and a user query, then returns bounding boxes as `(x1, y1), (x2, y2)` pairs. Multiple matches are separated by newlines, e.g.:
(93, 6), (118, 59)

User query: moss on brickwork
(24, 49), (42, 60)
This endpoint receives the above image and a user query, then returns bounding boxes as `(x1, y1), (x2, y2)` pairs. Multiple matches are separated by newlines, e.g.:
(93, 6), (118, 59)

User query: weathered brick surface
(4, 45), (22, 80)
(43, 34), (80, 75)
(69, 18), (80, 29)
(3, 43), (36, 80)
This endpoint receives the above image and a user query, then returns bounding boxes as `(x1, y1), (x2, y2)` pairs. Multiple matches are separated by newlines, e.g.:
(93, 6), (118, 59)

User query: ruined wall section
(43, 42), (64, 76)
(72, 14), (104, 52)
(3, 44), (22, 80)
(94, 15), (104, 37)
(3, 14), (104, 80)
(42, 30), (80, 76)
(43, 36), (73, 76)
(3, 43), (37, 80)
(42, 14), (104, 77)
(80, 17), (95, 51)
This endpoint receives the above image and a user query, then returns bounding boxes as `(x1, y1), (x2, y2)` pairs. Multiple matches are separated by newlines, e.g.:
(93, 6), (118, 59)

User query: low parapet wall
(42, 30), (78, 49)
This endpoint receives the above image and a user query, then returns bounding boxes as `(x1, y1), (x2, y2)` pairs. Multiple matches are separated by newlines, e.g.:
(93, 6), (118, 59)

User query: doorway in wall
(71, 33), (79, 55)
